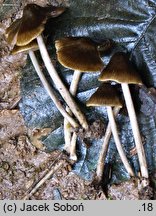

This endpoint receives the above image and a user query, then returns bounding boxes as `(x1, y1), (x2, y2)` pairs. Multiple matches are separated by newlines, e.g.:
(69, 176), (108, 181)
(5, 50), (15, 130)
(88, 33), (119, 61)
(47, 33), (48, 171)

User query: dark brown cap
(55, 37), (104, 72)
(86, 83), (122, 107)
(5, 4), (66, 46)
(11, 40), (38, 55)
(99, 52), (142, 85)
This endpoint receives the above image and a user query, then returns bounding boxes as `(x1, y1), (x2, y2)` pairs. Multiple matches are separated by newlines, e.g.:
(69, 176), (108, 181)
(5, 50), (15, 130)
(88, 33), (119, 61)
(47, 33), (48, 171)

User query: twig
(23, 152), (63, 200)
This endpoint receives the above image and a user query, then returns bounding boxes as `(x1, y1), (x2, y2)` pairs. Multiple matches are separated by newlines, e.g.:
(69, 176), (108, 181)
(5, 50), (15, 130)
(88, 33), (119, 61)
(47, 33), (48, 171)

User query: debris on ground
(108, 178), (153, 200)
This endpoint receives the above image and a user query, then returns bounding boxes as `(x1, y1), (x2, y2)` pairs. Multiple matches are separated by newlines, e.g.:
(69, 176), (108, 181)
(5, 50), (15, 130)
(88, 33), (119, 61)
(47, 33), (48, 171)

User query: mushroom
(55, 37), (104, 160)
(99, 52), (148, 179)
(5, 3), (88, 130)
(86, 83), (135, 177)
(5, 4), (65, 47)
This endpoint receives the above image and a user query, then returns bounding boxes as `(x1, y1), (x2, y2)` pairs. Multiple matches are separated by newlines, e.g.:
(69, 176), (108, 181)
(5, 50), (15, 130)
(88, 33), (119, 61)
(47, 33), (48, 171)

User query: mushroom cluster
(56, 39), (148, 182)
(5, 3), (149, 186)
(5, 3), (88, 130)
(99, 52), (148, 179)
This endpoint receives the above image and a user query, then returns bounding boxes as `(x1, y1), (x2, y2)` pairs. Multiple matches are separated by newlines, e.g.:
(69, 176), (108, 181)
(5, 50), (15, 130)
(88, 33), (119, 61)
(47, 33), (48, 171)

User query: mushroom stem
(96, 107), (120, 182)
(107, 106), (135, 177)
(121, 83), (148, 178)
(69, 132), (78, 161)
(36, 35), (88, 129)
(64, 70), (81, 157)
(29, 50), (79, 128)
(69, 70), (82, 96)
(63, 120), (72, 153)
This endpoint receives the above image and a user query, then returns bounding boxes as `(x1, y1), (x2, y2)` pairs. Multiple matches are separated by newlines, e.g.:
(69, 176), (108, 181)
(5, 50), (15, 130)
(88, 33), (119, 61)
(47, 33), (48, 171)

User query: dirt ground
(0, 0), (154, 200)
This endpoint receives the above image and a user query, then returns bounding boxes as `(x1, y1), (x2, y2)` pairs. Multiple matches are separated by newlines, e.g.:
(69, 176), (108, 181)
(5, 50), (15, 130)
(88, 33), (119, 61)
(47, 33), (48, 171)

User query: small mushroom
(99, 52), (148, 179)
(5, 4), (65, 47)
(55, 37), (104, 160)
(5, 4), (88, 130)
(86, 83), (135, 178)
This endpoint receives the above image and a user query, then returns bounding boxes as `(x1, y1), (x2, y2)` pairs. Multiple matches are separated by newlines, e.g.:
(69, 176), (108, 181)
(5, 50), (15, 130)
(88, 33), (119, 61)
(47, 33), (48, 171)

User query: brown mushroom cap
(98, 52), (142, 84)
(5, 4), (66, 46)
(86, 83), (122, 107)
(5, 19), (21, 46)
(11, 40), (38, 55)
(55, 37), (104, 72)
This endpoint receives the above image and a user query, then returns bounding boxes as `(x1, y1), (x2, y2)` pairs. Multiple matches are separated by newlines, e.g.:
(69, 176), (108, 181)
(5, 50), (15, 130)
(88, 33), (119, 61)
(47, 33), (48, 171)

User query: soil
(108, 178), (153, 200)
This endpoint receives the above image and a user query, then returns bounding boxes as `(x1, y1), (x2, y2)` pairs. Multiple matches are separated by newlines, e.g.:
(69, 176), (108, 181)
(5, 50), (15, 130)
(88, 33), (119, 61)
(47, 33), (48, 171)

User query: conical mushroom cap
(99, 52), (142, 84)
(55, 37), (104, 72)
(5, 4), (66, 46)
(17, 4), (66, 46)
(86, 83), (122, 107)
(11, 40), (38, 55)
